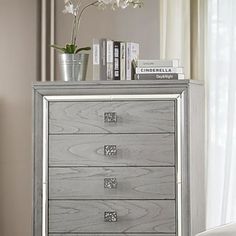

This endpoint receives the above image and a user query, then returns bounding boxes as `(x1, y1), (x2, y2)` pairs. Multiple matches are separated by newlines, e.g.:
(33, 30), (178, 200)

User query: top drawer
(49, 101), (175, 134)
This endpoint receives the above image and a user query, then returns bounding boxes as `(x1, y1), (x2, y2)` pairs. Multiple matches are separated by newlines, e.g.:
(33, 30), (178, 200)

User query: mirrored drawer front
(49, 134), (175, 167)
(49, 167), (175, 200)
(49, 101), (175, 134)
(49, 200), (175, 234)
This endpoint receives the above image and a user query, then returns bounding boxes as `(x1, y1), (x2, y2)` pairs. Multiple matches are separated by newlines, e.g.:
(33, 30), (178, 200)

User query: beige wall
(55, 0), (160, 80)
(0, 0), (37, 236)
(0, 1), (160, 235)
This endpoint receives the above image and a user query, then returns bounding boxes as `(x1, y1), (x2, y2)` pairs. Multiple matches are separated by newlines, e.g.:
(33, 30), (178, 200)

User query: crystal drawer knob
(104, 112), (117, 123)
(104, 145), (117, 156)
(104, 178), (118, 189)
(104, 211), (117, 222)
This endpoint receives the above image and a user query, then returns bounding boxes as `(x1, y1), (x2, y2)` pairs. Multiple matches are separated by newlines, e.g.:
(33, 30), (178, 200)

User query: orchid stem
(71, 15), (77, 44)
(73, 0), (98, 45)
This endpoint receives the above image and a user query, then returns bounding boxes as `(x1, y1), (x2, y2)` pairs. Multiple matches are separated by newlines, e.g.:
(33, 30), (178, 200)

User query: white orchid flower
(54, 0), (143, 50)
(98, 0), (142, 9)
(63, 1), (79, 16)
(119, 0), (130, 9)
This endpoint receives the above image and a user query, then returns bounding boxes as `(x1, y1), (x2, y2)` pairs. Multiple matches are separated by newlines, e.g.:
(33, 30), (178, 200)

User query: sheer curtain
(159, 0), (191, 79)
(206, 0), (236, 229)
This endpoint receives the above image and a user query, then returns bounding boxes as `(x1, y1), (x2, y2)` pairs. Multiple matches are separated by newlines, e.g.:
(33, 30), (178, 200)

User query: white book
(120, 42), (126, 80)
(92, 39), (100, 80)
(106, 40), (113, 80)
(126, 42), (139, 80)
(135, 73), (185, 80)
(137, 59), (179, 68)
(135, 67), (183, 74)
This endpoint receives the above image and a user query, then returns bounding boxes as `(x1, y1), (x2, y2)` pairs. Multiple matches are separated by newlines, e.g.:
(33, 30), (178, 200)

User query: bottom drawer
(49, 200), (175, 234)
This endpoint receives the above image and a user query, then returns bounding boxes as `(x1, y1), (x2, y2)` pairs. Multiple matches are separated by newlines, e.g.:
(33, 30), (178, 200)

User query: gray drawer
(49, 167), (175, 200)
(49, 101), (175, 134)
(49, 134), (175, 166)
(49, 200), (175, 233)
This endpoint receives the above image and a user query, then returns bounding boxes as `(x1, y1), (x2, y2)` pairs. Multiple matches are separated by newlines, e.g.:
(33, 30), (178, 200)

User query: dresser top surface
(33, 79), (203, 89)
(33, 80), (204, 97)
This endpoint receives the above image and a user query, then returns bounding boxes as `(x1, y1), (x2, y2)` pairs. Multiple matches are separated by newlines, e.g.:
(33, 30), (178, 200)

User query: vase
(59, 53), (89, 81)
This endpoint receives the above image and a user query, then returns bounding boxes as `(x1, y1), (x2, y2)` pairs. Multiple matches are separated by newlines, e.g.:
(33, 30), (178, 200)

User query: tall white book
(92, 39), (100, 80)
(120, 42), (126, 80)
(126, 42), (139, 80)
(106, 40), (113, 80)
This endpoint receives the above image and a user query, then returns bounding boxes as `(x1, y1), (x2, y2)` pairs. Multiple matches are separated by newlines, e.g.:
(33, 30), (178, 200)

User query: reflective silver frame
(41, 93), (187, 236)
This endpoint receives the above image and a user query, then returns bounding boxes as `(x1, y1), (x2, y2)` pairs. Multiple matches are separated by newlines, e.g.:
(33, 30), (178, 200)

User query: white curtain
(159, 0), (190, 79)
(206, 0), (236, 229)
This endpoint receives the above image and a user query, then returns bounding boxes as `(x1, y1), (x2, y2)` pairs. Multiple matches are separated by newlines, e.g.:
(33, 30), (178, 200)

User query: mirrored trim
(42, 93), (186, 236)
(44, 94), (180, 101)
(176, 91), (186, 236)
(42, 97), (49, 236)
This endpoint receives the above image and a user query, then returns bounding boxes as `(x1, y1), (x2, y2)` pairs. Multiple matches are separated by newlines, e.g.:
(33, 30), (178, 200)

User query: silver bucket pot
(59, 53), (89, 81)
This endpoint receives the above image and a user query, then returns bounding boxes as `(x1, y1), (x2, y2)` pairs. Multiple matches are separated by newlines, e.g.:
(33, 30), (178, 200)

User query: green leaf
(65, 44), (77, 54)
(50, 44), (66, 53)
(51, 44), (90, 54)
(75, 47), (91, 53)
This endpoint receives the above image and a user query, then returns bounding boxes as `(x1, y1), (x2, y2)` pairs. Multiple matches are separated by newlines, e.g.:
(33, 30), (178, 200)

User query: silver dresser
(33, 80), (205, 236)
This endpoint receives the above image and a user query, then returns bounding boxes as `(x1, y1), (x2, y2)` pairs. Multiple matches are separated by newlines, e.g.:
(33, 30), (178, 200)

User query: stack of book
(93, 38), (139, 81)
(134, 59), (184, 80)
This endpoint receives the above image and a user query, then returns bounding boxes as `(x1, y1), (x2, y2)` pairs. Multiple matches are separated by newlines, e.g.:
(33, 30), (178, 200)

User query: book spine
(137, 59), (179, 68)
(99, 38), (107, 80)
(126, 42), (132, 80)
(130, 43), (139, 80)
(135, 67), (183, 74)
(126, 42), (140, 80)
(113, 41), (120, 80)
(106, 40), (113, 80)
(120, 42), (126, 80)
(92, 39), (100, 80)
(135, 73), (184, 80)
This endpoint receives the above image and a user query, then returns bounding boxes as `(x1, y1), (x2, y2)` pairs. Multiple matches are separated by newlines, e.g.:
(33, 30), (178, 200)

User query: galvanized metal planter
(59, 53), (89, 81)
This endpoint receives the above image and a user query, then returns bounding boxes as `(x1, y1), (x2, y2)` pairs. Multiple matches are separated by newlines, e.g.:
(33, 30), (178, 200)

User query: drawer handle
(104, 211), (117, 222)
(104, 178), (118, 189)
(104, 145), (117, 156)
(104, 112), (117, 123)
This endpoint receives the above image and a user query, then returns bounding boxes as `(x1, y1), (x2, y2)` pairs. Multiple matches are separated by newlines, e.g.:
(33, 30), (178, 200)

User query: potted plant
(51, 0), (143, 81)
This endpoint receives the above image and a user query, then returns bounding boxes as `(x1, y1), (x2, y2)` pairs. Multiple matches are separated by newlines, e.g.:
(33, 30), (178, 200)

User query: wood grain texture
(49, 200), (175, 233)
(32, 79), (192, 96)
(49, 101), (175, 134)
(33, 80), (205, 236)
(33, 90), (44, 236)
(49, 167), (175, 200)
(189, 83), (206, 235)
(49, 134), (175, 166)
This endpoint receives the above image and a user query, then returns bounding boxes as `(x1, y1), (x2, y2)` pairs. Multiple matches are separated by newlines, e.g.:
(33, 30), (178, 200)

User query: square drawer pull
(104, 145), (117, 156)
(104, 178), (118, 189)
(104, 211), (117, 222)
(104, 112), (117, 123)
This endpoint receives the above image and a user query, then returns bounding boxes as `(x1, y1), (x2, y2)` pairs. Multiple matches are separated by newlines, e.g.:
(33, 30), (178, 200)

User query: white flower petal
(99, 0), (112, 4)
(63, 3), (76, 15)
(98, 0), (142, 9)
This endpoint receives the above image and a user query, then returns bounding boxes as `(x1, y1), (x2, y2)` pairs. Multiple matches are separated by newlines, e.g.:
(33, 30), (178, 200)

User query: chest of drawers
(33, 80), (205, 236)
